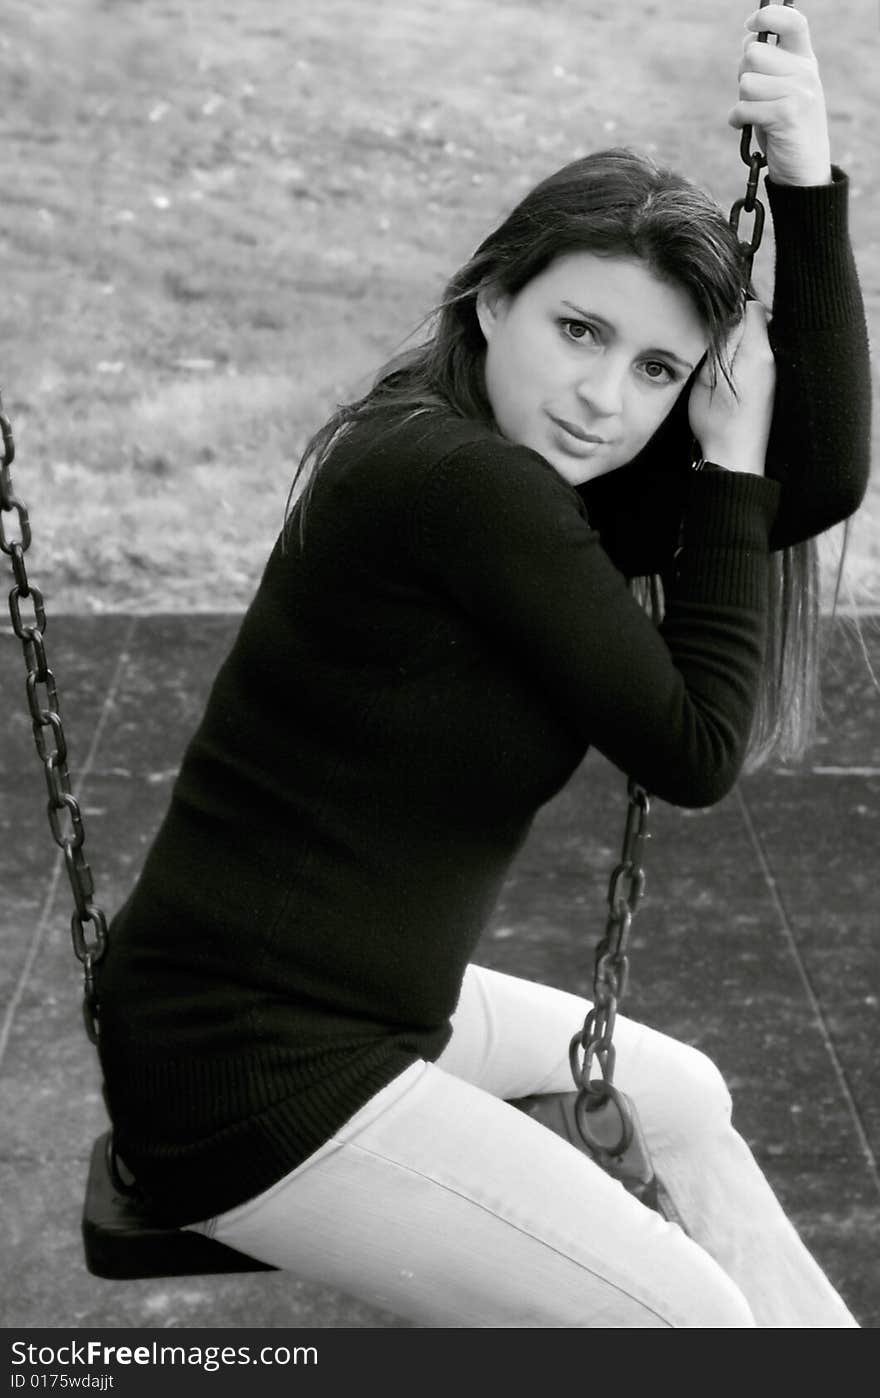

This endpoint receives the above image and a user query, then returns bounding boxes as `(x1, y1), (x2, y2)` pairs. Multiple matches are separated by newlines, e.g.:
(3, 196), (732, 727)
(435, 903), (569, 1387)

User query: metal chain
(0, 391), (106, 1044)
(729, 0), (795, 279)
(570, 779), (650, 1118)
(569, 2), (798, 1134)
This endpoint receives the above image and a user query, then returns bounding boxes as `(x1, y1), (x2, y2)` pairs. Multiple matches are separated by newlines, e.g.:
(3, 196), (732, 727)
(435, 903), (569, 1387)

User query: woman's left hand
(728, 4), (832, 187)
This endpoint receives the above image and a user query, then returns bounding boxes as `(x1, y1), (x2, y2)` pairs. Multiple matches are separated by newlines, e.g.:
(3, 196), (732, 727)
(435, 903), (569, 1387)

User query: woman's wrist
(767, 164), (833, 189)
(691, 458), (766, 480)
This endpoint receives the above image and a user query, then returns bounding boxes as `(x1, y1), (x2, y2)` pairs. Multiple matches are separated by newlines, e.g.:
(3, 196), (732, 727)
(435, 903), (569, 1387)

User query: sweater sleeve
(576, 166), (871, 574)
(763, 168), (872, 547)
(410, 439), (780, 808)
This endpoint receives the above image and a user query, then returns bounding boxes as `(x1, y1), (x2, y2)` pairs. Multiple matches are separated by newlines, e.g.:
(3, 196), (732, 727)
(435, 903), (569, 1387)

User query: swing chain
(571, 4), (794, 1098)
(0, 393), (106, 1045)
(570, 779), (650, 1107)
(729, 0), (795, 276)
(565, 4), (794, 1164)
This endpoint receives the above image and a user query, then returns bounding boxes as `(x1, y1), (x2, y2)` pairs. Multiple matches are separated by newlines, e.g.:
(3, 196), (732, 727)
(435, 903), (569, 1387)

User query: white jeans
(188, 964), (858, 1327)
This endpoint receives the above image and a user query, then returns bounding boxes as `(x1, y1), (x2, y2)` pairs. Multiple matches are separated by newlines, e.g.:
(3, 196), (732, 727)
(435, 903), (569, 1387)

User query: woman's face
(476, 251), (710, 487)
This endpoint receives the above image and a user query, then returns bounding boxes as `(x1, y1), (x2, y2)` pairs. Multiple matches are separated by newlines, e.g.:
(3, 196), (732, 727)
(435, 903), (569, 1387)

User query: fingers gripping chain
(732, 1), (796, 274)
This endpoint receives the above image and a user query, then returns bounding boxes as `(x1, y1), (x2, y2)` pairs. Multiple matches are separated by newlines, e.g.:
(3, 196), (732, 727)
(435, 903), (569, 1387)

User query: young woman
(97, 6), (870, 1326)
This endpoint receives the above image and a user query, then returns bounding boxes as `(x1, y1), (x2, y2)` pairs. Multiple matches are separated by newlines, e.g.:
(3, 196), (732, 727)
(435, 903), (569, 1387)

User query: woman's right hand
(687, 299), (776, 475)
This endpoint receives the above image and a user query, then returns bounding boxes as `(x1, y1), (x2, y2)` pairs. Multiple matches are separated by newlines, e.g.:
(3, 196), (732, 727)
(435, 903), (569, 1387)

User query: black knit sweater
(97, 170), (871, 1226)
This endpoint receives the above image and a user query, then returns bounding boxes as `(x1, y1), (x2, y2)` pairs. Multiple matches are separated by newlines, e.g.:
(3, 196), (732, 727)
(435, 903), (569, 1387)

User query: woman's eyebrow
(561, 301), (696, 372)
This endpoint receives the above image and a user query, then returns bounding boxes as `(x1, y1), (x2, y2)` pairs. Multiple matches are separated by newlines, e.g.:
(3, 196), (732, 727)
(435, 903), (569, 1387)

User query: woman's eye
(641, 360), (675, 384)
(561, 319), (596, 343)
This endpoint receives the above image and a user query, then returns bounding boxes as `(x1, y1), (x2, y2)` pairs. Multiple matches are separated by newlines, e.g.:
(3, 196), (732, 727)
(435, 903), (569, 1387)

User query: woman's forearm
(764, 169), (872, 547)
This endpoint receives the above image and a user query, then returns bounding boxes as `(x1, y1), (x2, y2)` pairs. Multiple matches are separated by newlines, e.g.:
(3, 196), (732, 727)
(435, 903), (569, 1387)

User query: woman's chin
(540, 447), (624, 488)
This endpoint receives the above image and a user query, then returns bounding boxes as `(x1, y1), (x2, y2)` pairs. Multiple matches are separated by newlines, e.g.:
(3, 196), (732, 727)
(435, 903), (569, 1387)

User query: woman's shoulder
(301, 406), (590, 569)
(325, 406), (498, 478)
(319, 404), (565, 506)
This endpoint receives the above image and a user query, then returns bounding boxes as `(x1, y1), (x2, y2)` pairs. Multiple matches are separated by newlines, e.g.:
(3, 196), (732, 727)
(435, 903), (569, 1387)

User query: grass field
(0, 0), (877, 612)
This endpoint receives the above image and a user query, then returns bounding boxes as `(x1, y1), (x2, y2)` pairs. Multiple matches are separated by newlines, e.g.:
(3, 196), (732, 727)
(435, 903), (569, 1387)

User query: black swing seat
(82, 1132), (277, 1279)
(83, 1094), (663, 1279)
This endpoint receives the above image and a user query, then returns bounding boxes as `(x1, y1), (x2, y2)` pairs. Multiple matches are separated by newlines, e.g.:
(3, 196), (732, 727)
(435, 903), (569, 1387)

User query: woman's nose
(575, 358), (625, 417)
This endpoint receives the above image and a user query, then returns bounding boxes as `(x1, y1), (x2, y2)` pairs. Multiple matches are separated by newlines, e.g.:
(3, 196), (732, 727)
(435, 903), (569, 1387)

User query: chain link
(729, 0), (795, 278)
(570, 779), (650, 1114)
(1, 392), (106, 1044)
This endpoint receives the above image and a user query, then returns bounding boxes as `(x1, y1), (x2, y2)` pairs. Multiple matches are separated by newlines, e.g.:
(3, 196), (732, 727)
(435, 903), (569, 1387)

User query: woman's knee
(623, 1031), (734, 1143)
(677, 1042), (733, 1121)
(665, 1260), (757, 1328)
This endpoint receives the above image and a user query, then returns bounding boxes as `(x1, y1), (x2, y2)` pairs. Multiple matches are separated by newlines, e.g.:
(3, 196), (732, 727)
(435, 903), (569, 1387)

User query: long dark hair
(284, 147), (820, 769)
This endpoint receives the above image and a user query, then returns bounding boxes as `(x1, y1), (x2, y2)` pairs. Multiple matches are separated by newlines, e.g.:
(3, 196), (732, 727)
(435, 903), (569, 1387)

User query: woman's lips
(549, 414), (608, 446)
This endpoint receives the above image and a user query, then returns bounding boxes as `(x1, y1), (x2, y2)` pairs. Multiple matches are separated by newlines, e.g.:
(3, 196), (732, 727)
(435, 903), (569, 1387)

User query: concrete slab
(2, 613), (878, 1328)
(0, 1162), (410, 1330)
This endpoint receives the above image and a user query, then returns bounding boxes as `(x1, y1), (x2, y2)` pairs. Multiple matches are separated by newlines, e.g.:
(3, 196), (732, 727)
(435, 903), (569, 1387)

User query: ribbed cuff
(674, 472), (780, 607)
(767, 167), (861, 324)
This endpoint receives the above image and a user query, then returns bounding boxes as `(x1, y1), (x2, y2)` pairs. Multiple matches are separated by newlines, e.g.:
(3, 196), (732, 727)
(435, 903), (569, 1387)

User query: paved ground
(1, 613), (878, 1328)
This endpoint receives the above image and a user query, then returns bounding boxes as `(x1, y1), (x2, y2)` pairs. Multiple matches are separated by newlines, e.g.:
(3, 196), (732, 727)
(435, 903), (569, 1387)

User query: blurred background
(0, 0), (877, 613)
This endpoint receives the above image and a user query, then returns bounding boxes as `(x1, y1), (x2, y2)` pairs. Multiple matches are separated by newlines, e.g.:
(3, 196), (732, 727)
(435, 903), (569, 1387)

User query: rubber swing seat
(81, 1132), (277, 1279)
